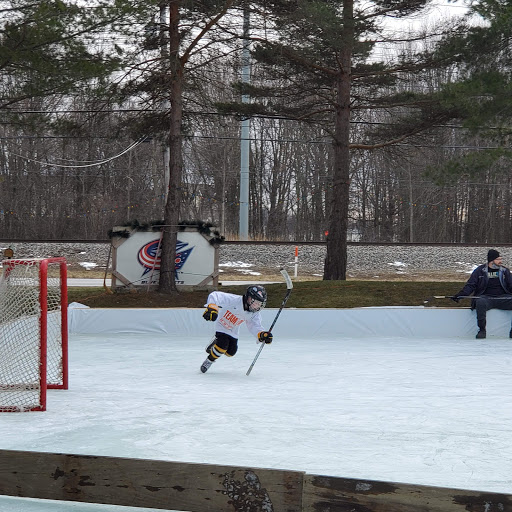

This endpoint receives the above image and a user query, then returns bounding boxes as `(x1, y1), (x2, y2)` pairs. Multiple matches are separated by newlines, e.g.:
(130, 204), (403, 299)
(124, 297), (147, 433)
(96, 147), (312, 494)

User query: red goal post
(0, 258), (68, 412)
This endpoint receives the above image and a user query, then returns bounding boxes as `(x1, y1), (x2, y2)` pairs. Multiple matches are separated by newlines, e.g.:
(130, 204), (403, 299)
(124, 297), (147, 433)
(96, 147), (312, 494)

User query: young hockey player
(200, 285), (273, 373)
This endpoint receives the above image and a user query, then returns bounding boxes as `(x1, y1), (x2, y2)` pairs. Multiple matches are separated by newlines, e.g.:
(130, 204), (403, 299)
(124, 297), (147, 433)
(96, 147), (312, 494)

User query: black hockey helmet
(244, 285), (267, 312)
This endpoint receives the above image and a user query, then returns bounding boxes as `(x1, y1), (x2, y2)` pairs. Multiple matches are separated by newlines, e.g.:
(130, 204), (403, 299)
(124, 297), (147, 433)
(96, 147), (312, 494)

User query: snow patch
(219, 261), (261, 276)
(79, 262), (97, 270)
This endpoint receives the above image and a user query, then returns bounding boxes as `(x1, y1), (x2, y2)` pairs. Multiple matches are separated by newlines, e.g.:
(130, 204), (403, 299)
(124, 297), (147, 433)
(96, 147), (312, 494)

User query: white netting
(0, 259), (67, 412)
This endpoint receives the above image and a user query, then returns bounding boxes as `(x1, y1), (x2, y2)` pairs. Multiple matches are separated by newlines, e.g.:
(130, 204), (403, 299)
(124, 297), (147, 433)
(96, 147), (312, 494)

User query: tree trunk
(323, 0), (353, 280)
(159, 0), (183, 294)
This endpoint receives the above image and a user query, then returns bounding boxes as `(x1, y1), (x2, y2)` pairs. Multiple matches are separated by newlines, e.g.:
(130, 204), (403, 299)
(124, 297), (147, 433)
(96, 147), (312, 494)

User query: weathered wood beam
(0, 450), (303, 512)
(302, 474), (512, 512)
(1, 450), (511, 512)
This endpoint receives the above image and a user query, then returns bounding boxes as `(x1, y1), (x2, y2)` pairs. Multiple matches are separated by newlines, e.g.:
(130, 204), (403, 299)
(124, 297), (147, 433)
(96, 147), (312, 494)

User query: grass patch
(68, 280), (465, 309)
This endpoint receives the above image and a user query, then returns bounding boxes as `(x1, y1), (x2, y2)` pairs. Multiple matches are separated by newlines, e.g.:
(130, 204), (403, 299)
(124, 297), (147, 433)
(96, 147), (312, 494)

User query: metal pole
(239, 5), (250, 240)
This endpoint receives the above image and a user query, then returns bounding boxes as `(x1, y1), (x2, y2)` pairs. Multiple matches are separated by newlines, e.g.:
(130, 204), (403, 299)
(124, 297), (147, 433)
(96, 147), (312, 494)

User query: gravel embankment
(1, 241), (509, 281)
(220, 244), (512, 281)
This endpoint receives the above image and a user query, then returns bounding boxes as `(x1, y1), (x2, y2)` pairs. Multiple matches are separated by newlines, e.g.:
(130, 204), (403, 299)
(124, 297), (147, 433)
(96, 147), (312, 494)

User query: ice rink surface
(1, 319), (512, 511)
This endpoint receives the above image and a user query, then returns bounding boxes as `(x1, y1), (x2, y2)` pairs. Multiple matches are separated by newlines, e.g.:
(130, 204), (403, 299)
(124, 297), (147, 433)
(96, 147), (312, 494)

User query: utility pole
(238, 4), (250, 240)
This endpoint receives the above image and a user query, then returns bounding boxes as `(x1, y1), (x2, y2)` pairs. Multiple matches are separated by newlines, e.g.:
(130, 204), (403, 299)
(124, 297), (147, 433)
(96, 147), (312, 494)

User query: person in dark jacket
(453, 249), (512, 339)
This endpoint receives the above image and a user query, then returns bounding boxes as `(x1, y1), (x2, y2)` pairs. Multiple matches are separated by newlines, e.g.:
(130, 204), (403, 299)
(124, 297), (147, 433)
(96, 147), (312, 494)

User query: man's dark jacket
(456, 264), (512, 308)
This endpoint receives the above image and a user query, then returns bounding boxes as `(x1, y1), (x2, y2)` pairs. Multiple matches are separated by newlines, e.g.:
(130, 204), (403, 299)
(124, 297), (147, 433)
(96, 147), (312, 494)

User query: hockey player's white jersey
(205, 291), (264, 339)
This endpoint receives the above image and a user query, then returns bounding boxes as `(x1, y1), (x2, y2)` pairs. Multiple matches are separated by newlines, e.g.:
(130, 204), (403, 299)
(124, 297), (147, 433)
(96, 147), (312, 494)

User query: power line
(0, 108), (494, 132)
(4, 137), (148, 169)
(0, 131), (505, 151)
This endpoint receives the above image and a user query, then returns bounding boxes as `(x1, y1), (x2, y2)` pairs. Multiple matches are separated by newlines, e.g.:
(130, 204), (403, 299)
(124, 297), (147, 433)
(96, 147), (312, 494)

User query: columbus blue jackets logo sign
(138, 240), (161, 274)
(174, 240), (193, 279)
(137, 239), (193, 284)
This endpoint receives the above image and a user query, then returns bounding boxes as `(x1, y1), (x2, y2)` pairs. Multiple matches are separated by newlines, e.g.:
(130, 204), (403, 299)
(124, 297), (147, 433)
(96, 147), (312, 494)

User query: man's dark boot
(476, 319), (486, 339)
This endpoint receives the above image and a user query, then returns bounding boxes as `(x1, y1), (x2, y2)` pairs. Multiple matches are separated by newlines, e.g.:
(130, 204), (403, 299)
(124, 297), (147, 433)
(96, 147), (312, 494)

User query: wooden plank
(0, 450), (303, 512)
(302, 474), (512, 512)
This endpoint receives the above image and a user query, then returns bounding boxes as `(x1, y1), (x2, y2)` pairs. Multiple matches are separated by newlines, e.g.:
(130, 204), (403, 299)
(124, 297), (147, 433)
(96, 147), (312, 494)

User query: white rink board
(68, 305), (512, 339)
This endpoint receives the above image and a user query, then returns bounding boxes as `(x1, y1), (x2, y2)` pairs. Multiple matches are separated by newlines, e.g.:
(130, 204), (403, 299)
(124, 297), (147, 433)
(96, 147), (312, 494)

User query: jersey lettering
(219, 310), (244, 330)
(485, 269), (505, 296)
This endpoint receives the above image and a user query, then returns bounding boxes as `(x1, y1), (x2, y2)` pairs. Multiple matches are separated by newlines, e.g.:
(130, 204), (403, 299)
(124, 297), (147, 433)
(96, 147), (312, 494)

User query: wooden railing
(0, 449), (510, 511)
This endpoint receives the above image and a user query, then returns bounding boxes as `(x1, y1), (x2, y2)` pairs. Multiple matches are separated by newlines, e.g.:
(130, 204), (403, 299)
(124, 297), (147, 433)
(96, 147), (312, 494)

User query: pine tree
(153, 0), (238, 293)
(0, 1), (151, 109)
(220, 0), (464, 279)
(427, 0), (512, 166)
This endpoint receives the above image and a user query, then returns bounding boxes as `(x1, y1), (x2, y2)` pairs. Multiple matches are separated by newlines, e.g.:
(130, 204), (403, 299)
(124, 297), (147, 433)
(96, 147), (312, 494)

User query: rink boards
(68, 305), (512, 339)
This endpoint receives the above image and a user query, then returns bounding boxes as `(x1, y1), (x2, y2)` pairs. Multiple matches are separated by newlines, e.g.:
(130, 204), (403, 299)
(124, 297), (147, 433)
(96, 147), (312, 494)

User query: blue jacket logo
(138, 239), (194, 278)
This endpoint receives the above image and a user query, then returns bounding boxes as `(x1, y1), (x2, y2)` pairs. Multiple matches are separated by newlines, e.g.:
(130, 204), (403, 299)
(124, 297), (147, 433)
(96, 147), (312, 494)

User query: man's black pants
(475, 295), (512, 329)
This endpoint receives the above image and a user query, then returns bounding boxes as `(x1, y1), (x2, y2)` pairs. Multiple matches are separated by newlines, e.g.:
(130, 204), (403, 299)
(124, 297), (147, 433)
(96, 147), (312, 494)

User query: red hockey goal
(0, 258), (68, 412)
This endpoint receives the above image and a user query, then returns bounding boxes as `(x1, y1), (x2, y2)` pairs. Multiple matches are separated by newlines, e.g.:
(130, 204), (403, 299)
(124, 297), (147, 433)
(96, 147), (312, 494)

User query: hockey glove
(258, 331), (273, 344)
(203, 304), (219, 321)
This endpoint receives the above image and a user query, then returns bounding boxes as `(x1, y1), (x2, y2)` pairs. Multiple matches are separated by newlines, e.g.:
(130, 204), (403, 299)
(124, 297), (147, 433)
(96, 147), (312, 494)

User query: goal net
(0, 258), (68, 412)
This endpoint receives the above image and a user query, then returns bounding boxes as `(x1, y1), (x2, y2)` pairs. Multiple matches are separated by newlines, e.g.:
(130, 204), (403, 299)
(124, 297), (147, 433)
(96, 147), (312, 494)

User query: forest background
(1, 0), (512, 287)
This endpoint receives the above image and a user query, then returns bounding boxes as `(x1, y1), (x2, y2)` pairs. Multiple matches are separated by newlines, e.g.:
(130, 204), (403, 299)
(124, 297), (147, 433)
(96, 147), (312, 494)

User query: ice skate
(200, 358), (213, 373)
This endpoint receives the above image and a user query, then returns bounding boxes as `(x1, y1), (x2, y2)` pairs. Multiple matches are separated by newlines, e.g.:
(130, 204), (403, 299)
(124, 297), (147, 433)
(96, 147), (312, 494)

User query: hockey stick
(246, 269), (293, 376)
(424, 295), (470, 303)
(424, 295), (512, 304)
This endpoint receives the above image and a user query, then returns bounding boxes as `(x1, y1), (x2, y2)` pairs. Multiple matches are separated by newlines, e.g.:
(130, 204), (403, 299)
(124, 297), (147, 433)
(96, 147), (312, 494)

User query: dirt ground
(61, 261), (466, 282)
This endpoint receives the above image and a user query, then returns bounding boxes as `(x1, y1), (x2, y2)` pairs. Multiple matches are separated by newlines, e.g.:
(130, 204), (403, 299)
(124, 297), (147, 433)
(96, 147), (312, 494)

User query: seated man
(453, 249), (512, 339)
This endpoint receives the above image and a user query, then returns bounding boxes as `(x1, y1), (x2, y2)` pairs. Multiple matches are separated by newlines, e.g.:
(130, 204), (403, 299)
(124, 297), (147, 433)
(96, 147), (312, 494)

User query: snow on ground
(78, 262), (98, 270)
(218, 261), (262, 276)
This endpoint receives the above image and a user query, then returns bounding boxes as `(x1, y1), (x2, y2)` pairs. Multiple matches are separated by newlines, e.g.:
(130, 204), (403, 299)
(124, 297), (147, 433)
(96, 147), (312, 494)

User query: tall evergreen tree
(147, 0), (238, 294)
(221, 0), (463, 279)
